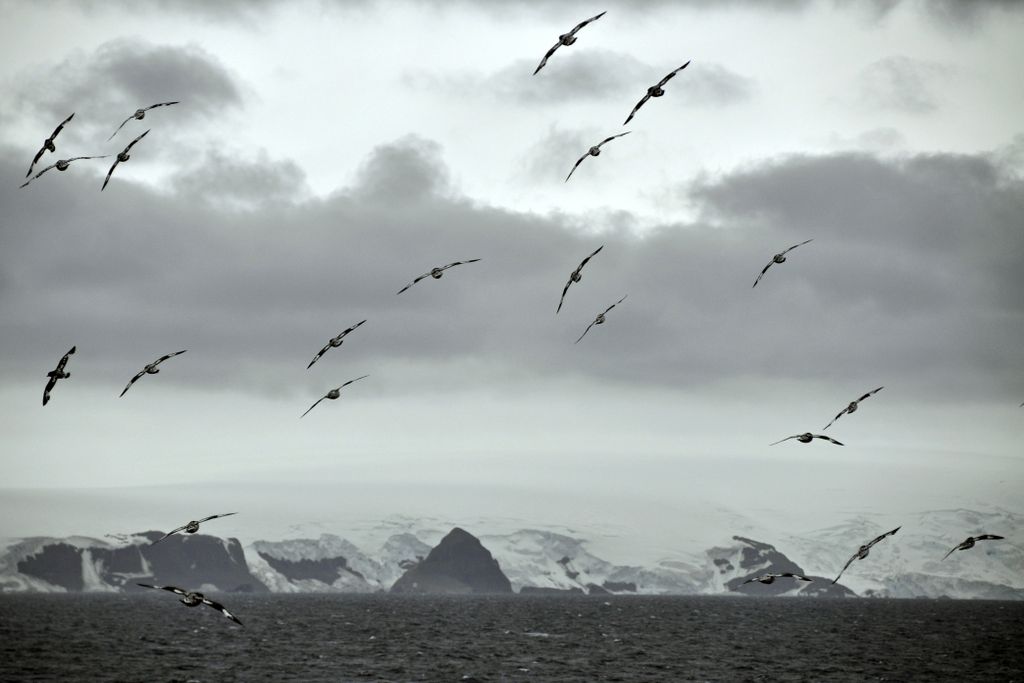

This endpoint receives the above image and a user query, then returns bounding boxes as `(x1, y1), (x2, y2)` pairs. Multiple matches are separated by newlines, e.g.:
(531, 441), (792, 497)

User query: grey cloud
(171, 150), (310, 209)
(2, 138), (1022, 405)
(855, 56), (944, 114)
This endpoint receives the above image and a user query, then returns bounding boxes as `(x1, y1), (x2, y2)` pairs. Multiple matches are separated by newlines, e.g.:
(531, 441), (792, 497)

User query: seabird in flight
(151, 512), (239, 545)
(832, 526), (900, 584)
(307, 319), (367, 369)
(43, 346), (75, 406)
(742, 572), (813, 585)
(769, 433), (844, 446)
(565, 132), (630, 182)
(533, 11), (607, 76)
(942, 534), (1004, 560)
(753, 239), (812, 288)
(575, 295), (627, 344)
(301, 375), (369, 418)
(623, 62), (690, 125)
(101, 130), (150, 191)
(119, 349), (187, 397)
(26, 113), (74, 178)
(136, 584), (242, 626)
(21, 155), (110, 188)
(397, 260), (480, 295)
(557, 245), (603, 313)
(108, 101), (179, 140)
(824, 386), (884, 430)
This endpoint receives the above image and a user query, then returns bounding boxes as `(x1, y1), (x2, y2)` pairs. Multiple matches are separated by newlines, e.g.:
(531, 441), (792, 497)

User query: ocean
(1, 594), (1021, 682)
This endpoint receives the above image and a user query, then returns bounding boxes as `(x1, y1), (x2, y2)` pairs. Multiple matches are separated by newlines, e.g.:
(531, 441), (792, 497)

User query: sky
(0, 0), (1022, 549)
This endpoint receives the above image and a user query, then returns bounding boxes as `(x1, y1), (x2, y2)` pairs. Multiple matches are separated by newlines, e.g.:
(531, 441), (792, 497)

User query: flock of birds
(22, 10), (1015, 626)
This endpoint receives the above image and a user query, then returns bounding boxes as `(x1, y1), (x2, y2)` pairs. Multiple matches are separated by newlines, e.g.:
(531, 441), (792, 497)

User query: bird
(824, 386), (884, 430)
(108, 101), (179, 140)
(942, 534), (1004, 560)
(301, 375), (369, 418)
(136, 584), (242, 626)
(741, 572), (813, 585)
(43, 346), (75, 406)
(533, 11), (607, 75)
(26, 113), (74, 178)
(120, 350), (187, 397)
(20, 156), (110, 188)
(397, 260), (480, 295)
(565, 132), (630, 182)
(832, 526), (900, 584)
(753, 239), (812, 288)
(623, 62), (690, 125)
(769, 433), (844, 446)
(101, 130), (150, 191)
(307, 320), (367, 369)
(575, 295), (627, 344)
(557, 245), (603, 313)
(151, 513), (239, 545)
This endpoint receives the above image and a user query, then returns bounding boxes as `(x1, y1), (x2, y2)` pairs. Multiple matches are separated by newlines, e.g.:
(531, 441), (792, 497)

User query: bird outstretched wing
(151, 524), (189, 545)
(202, 597), (243, 625)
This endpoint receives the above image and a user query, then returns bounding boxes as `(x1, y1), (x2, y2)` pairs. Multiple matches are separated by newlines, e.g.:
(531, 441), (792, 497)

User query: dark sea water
(1, 594), (1022, 682)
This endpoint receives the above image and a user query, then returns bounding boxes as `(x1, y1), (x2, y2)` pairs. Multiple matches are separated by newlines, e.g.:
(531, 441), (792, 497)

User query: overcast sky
(1, 0), (1022, 544)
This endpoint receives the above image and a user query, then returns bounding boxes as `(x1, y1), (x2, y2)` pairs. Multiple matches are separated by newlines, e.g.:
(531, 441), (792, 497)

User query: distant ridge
(391, 527), (512, 595)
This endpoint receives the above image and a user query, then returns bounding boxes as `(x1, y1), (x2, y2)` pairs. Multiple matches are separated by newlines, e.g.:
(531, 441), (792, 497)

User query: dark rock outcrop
(257, 552), (363, 584)
(391, 527), (512, 595)
(602, 580), (637, 593)
(727, 536), (854, 598)
(520, 586), (584, 595)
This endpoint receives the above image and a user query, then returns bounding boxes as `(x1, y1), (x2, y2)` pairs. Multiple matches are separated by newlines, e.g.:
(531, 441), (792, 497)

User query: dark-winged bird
(26, 113), (74, 178)
(307, 320), (367, 369)
(397, 260), (480, 295)
(742, 572), (813, 585)
(301, 375), (369, 418)
(753, 239), (812, 288)
(136, 584), (242, 625)
(942, 534), (1004, 560)
(769, 432), (844, 446)
(824, 386), (884, 430)
(623, 62), (690, 125)
(43, 346), (76, 406)
(575, 295), (627, 344)
(120, 349), (187, 397)
(832, 527), (900, 584)
(151, 512), (239, 545)
(101, 130), (150, 191)
(557, 245), (603, 313)
(108, 101), (178, 140)
(533, 11), (607, 75)
(21, 156), (110, 188)
(565, 132), (630, 182)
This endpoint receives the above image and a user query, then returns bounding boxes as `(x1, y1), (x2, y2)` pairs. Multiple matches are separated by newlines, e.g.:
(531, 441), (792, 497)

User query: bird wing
(107, 116), (135, 141)
(301, 396), (327, 418)
(741, 576), (761, 585)
(941, 544), (959, 561)
(26, 147), (47, 178)
(814, 434), (845, 446)
(55, 346), (76, 373)
(602, 295), (627, 315)
(146, 101), (180, 111)
(307, 342), (333, 369)
(564, 152), (591, 183)
(202, 597), (243, 625)
(22, 162), (60, 187)
(42, 376), (58, 406)
(623, 93), (651, 126)
(440, 259), (481, 272)
(152, 349), (187, 367)
(100, 158), (121, 191)
(782, 573), (813, 581)
(123, 129), (150, 154)
(51, 113), (74, 139)
(575, 319), (598, 344)
(823, 408), (847, 431)
(569, 10), (606, 35)
(857, 386), (884, 402)
(533, 42), (562, 76)
(397, 272), (431, 295)
(866, 527), (900, 549)
(151, 525), (189, 544)
(752, 260), (774, 288)
(781, 238), (813, 256)
(578, 245), (604, 270)
(556, 277), (575, 313)
(975, 534), (1004, 541)
(338, 319), (367, 339)
(197, 512), (238, 524)
(339, 374), (370, 389)
(832, 552), (860, 584)
(768, 435), (798, 446)
(119, 369), (148, 397)
(138, 583), (187, 595)
(656, 61), (691, 88)
(598, 131), (631, 147)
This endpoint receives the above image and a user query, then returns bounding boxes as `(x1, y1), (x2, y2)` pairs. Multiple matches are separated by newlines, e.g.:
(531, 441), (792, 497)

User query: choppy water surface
(1, 594), (1022, 682)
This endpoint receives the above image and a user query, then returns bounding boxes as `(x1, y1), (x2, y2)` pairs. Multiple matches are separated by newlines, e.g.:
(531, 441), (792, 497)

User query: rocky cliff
(391, 527), (512, 594)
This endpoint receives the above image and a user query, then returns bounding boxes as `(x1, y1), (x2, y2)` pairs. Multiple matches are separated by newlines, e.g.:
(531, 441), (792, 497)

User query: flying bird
(151, 513), (239, 545)
(824, 386), (884, 430)
(565, 132), (630, 182)
(101, 130), (150, 191)
(623, 62), (690, 125)
(741, 572), (813, 585)
(307, 320), (367, 369)
(533, 11), (607, 76)
(26, 113), (74, 178)
(753, 239), (813, 288)
(136, 584), (242, 626)
(942, 534), (1004, 560)
(43, 346), (75, 406)
(396, 260), (480, 295)
(301, 375), (369, 418)
(832, 526), (900, 584)
(769, 432), (844, 446)
(557, 245), (603, 313)
(120, 349), (187, 397)
(21, 155), (110, 188)
(108, 101), (179, 140)
(575, 295), (627, 344)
